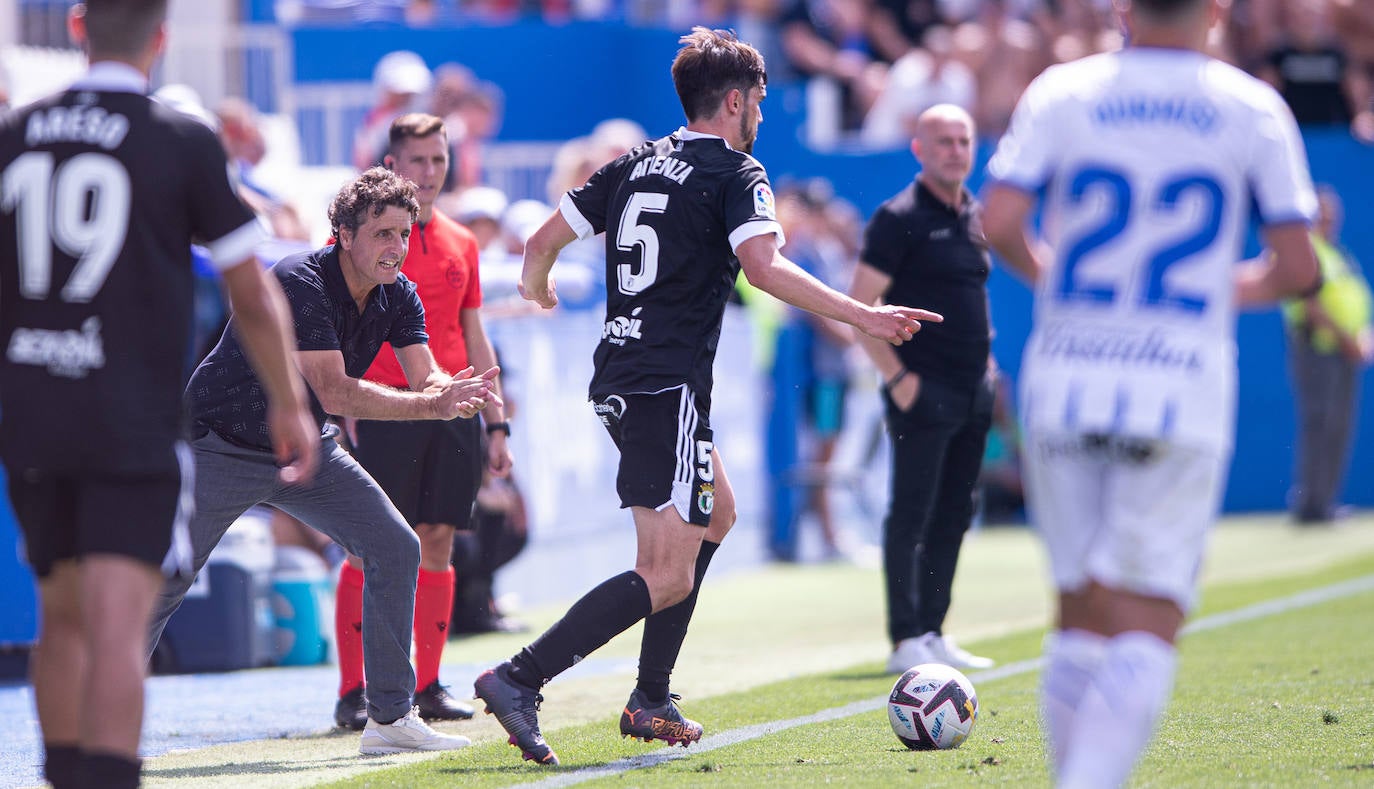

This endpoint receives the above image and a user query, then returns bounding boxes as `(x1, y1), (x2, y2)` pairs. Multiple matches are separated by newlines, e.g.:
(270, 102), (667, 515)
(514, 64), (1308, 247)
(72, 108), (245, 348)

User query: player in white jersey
(981, 0), (1322, 786)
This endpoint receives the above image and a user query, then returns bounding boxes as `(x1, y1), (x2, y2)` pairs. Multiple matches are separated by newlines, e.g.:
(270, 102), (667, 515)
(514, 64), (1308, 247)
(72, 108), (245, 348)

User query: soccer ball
(887, 663), (978, 750)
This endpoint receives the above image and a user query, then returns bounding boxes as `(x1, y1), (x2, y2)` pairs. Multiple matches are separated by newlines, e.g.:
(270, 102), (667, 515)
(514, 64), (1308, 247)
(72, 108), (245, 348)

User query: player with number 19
(981, 0), (1322, 786)
(474, 27), (942, 767)
(0, 2), (316, 787)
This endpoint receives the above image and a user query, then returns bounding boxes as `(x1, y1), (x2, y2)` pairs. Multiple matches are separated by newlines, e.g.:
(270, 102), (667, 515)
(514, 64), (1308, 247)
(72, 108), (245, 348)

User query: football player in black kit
(474, 26), (941, 766)
(0, 2), (317, 788)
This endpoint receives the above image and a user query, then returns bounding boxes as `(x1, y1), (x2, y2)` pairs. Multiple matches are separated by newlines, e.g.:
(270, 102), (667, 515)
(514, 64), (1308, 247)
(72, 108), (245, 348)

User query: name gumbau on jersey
(6, 317), (106, 378)
(603, 306), (644, 346)
(25, 105), (130, 150)
(1093, 94), (1219, 134)
(628, 155), (694, 185)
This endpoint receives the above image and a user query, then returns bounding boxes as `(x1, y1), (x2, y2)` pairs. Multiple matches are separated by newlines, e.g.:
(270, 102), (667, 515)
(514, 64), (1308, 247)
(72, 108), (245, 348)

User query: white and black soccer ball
(887, 662), (978, 750)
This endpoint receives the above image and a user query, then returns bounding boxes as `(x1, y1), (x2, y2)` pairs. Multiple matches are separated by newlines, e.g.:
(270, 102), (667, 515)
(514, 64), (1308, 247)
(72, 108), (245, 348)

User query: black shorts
(7, 461), (190, 578)
(348, 417), (484, 529)
(592, 385), (715, 526)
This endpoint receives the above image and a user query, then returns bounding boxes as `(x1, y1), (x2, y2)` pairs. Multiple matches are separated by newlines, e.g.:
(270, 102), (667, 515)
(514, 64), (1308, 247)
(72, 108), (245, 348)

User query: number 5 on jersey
(616, 192), (668, 295)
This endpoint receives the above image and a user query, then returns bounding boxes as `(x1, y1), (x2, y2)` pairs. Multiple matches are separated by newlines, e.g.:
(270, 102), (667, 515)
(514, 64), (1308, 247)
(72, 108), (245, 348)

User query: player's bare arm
(736, 232), (941, 346)
(1235, 223), (1322, 307)
(849, 262), (921, 410)
(519, 211), (580, 309)
(296, 347), (492, 421)
(461, 307), (514, 477)
(219, 258), (319, 483)
(982, 185), (1045, 287)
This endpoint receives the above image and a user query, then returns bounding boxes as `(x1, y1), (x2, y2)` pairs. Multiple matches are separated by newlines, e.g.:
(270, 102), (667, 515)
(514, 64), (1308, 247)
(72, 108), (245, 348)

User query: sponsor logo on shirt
(6, 317), (106, 378)
(1036, 324), (1203, 371)
(602, 306), (645, 346)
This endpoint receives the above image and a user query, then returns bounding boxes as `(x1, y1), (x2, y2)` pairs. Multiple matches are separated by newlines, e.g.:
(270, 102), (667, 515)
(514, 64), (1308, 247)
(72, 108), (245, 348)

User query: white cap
(455, 186), (509, 223)
(502, 199), (552, 244)
(152, 83), (218, 131)
(373, 51), (433, 97)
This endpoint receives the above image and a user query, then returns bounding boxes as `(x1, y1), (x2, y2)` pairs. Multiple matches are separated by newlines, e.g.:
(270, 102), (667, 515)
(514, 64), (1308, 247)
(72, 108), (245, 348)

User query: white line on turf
(511, 573), (1374, 789)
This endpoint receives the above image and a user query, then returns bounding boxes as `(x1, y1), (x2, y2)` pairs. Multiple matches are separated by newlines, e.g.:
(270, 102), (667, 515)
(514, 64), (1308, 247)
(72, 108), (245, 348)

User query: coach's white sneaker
(359, 707), (472, 754)
(886, 636), (937, 674)
(925, 633), (995, 670)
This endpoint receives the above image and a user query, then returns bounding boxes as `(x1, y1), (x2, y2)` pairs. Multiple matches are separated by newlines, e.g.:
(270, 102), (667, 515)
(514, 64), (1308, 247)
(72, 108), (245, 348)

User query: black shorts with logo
(348, 417), (484, 529)
(592, 385), (715, 526)
(7, 461), (189, 578)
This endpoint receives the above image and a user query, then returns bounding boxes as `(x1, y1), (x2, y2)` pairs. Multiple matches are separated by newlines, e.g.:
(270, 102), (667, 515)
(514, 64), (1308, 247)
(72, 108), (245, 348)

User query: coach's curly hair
(328, 167), (420, 237)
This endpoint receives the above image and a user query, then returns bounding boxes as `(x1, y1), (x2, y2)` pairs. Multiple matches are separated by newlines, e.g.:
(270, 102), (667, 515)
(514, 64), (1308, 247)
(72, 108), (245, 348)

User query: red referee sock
(335, 562), (366, 697)
(414, 566), (455, 690)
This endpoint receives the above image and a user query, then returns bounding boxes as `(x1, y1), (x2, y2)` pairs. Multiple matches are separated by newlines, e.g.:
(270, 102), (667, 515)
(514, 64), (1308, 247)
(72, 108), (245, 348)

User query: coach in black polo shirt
(146, 169), (495, 755)
(851, 104), (996, 675)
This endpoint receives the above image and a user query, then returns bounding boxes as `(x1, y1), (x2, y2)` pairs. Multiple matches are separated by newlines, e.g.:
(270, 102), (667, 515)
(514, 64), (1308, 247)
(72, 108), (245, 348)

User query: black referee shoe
(334, 685), (368, 731)
(415, 680), (476, 720)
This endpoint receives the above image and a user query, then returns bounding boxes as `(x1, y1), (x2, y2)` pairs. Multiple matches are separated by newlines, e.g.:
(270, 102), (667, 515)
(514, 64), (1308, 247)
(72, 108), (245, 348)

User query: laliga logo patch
(753, 183), (775, 219)
(697, 482), (715, 515)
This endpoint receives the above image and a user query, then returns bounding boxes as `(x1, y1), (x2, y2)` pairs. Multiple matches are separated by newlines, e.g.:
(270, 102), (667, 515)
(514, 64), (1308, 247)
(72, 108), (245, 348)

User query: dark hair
(388, 112), (447, 154)
(671, 27), (767, 123)
(80, 0), (168, 59)
(1133, 0), (1208, 22)
(328, 167), (419, 236)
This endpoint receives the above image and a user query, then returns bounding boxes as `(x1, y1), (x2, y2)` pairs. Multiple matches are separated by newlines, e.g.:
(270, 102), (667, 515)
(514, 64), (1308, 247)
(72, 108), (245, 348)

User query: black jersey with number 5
(561, 129), (783, 414)
(0, 70), (261, 475)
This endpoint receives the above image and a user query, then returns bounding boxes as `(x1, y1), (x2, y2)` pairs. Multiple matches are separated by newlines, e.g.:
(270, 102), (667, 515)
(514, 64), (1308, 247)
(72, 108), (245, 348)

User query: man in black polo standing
(850, 103), (996, 674)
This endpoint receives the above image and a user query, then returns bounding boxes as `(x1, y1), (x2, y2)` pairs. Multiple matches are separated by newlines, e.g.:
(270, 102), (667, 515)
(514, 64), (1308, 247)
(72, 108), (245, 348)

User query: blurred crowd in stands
(282, 0), (1373, 148)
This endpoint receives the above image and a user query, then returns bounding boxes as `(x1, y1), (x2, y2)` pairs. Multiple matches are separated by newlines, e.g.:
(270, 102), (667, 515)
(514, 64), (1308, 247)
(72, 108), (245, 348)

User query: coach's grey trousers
(147, 431), (421, 723)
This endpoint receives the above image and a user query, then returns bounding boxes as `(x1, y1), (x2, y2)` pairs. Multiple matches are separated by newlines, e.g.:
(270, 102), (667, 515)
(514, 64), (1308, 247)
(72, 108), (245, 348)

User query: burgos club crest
(697, 482), (715, 516)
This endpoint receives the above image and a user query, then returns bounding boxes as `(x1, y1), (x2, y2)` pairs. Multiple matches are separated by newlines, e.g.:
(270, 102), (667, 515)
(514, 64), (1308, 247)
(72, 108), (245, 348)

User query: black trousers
(882, 371), (994, 645)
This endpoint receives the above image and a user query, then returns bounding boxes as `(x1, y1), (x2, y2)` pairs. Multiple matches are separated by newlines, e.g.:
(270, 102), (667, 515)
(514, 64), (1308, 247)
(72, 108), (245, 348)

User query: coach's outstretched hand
(859, 305), (943, 346)
(269, 402), (320, 484)
(428, 365), (503, 420)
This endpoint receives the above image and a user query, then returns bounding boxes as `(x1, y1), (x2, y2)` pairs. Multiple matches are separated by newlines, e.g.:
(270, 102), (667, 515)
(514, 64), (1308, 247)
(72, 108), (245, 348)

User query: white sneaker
(926, 633), (995, 670)
(886, 635), (937, 674)
(359, 707), (472, 755)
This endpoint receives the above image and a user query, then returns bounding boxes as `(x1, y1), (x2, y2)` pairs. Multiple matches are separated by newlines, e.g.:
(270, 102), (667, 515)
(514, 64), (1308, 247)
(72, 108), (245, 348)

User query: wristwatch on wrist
(484, 421), (511, 437)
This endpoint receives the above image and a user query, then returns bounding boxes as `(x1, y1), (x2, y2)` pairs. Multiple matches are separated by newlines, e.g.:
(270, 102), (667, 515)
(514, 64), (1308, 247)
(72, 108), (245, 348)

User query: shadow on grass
(145, 756), (363, 780)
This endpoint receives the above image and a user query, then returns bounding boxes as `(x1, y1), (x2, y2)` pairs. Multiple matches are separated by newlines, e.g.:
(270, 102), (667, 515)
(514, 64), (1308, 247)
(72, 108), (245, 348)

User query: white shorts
(1023, 431), (1229, 611)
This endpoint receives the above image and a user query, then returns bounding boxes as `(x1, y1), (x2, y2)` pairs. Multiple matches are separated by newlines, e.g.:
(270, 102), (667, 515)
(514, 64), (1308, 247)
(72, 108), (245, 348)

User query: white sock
(1059, 631), (1177, 789)
(1040, 628), (1108, 775)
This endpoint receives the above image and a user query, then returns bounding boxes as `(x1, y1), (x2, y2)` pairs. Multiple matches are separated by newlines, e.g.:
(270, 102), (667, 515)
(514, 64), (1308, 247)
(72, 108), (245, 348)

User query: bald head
(913, 104), (976, 199)
(915, 104), (975, 142)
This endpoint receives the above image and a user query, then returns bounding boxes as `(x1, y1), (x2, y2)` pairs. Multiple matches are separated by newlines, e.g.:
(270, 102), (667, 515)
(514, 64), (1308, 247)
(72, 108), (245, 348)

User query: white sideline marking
(513, 573), (1374, 789)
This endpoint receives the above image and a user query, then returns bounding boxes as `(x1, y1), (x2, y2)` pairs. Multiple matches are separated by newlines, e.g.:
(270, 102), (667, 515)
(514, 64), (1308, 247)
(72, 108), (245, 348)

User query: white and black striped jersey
(560, 128), (783, 413)
(0, 63), (264, 475)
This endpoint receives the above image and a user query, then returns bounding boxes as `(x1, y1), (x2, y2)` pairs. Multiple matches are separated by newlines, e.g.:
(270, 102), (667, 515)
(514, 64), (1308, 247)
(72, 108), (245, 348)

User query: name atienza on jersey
(986, 49), (1317, 454)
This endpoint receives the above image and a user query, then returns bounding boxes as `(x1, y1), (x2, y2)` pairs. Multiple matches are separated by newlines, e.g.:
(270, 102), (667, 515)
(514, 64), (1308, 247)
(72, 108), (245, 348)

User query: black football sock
(636, 539), (720, 704)
(78, 751), (141, 789)
(42, 743), (81, 789)
(509, 570), (653, 689)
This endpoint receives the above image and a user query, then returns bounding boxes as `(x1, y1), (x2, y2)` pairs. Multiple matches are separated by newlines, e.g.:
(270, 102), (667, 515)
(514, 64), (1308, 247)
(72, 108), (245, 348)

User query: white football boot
(359, 707), (472, 755)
